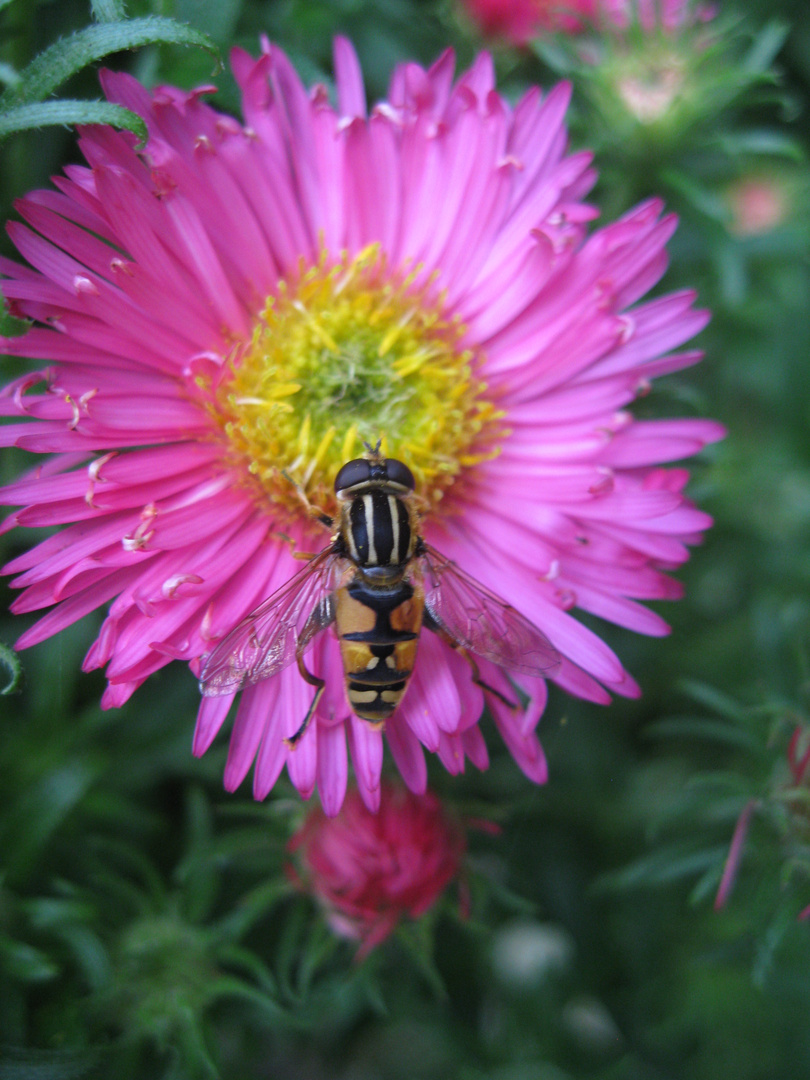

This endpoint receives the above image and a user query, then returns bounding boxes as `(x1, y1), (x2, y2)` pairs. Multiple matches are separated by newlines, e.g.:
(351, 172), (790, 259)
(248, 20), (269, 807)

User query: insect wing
(200, 548), (343, 696)
(420, 545), (560, 678)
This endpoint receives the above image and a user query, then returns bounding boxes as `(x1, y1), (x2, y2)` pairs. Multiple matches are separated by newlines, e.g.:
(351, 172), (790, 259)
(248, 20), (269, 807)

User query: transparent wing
(419, 544), (560, 678)
(200, 547), (345, 697)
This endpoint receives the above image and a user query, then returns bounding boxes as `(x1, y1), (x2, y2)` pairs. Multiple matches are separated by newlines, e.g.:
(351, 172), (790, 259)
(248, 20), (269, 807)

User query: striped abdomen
(335, 577), (424, 722)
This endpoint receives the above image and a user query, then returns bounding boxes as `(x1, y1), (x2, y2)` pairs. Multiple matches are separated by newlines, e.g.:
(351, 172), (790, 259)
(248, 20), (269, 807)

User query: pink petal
(223, 679), (274, 791)
(317, 721), (348, 817)
(333, 36), (367, 117)
(347, 715), (384, 807)
(193, 692), (235, 756)
(385, 713), (427, 794)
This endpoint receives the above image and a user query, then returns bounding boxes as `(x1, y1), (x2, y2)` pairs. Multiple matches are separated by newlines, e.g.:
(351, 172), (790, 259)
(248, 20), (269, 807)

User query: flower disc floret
(210, 244), (502, 515)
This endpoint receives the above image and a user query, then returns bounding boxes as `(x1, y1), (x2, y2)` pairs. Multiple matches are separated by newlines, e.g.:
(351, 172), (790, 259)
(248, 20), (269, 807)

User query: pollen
(208, 245), (504, 520)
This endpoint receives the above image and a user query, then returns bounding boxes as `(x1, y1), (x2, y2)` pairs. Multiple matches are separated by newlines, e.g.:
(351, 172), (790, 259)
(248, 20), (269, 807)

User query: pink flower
(461, 0), (714, 46)
(597, 0), (717, 33)
(462, 0), (597, 46)
(727, 175), (789, 237)
(0, 39), (723, 814)
(288, 781), (466, 956)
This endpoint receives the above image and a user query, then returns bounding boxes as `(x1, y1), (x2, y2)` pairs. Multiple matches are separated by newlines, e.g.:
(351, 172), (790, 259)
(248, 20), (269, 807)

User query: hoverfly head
(335, 449), (415, 499)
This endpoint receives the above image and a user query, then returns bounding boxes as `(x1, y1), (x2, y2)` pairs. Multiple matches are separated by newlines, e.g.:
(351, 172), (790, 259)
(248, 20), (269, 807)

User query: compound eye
(334, 458), (371, 494)
(384, 458), (416, 491)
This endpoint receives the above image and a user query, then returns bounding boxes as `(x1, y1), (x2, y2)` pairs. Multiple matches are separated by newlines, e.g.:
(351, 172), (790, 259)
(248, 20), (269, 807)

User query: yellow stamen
(341, 423), (358, 462)
(208, 244), (505, 520)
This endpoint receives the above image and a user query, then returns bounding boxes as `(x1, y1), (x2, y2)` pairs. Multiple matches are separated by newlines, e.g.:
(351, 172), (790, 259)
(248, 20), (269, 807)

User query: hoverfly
(200, 443), (560, 745)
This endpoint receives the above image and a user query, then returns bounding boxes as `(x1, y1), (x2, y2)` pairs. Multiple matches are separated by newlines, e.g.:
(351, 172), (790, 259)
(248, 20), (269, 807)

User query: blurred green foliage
(2, 0), (810, 1077)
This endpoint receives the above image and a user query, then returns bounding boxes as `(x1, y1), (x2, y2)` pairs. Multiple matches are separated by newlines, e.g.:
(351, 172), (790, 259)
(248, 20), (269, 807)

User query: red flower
(463, 0), (596, 45)
(288, 782), (466, 956)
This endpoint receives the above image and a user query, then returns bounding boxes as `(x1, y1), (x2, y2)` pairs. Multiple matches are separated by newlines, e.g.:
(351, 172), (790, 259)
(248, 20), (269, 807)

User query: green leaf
(0, 17), (219, 109)
(215, 879), (294, 941)
(465, 861), (539, 916)
(175, 0), (244, 45)
(0, 936), (60, 982)
(175, 787), (218, 925)
(0, 99), (147, 144)
(205, 973), (288, 1019)
(0, 61), (20, 90)
(395, 918), (448, 1000)
(774, 787), (810, 811)
(173, 1003), (220, 1080)
(674, 680), (749, 722)
(0, 642), (23, 695)
(660, 169), (731, 223)
(0, 1046), (101, 1080)
(689, 863), (725, 906)
(87, 834), (168, 909)
(215, 943), (278, 994)
(529, 38), (578, 76)
(742, 20), (790, 75)
(0, 299), (29, 337)
(717, 128), (805, 161)
(682, 773), (757, 801)
(717, 241), (749, 307)
(91, 0), (128, 21)
(644, 717), (762, 752)
(53, 923), (111, 992)
(753, 897), (797, 987)
(1, 759), (102, 882)
(296, 921), (341, 998)
(596, 843), (729, 891)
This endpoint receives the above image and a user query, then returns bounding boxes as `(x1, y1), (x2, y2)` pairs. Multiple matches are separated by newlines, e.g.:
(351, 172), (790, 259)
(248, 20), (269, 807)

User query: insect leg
(284, 594), (336, 749)
(423, 612), (518, 710)
(460, 649), (519, 710)
(273, 531), (323, 561)
(281, 471), (333, 529)
(284, 656), (326, 748)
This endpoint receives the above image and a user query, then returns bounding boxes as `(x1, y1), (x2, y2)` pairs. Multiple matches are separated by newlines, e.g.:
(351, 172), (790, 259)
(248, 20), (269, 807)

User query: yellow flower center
(208, 245), (504, 520)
